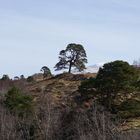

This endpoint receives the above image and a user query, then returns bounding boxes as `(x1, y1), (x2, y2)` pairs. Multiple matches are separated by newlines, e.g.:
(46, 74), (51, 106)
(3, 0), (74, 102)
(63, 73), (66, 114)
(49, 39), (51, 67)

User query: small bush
(1, 74), (10, 81)
(4, 87), (34, 115)
(27, 76), (34, 82)
(79, 78), (96, 100)
(41, 66), (52, 79)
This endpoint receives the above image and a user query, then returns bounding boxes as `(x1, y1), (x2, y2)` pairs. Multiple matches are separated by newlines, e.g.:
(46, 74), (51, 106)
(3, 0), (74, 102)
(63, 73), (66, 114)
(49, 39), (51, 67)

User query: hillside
(28, 73), (94, 107)
(28, 73), (140, 131)
(27, 73), (140, 131)
(1, 73), (140, 140)
(28, 75), (80, 106)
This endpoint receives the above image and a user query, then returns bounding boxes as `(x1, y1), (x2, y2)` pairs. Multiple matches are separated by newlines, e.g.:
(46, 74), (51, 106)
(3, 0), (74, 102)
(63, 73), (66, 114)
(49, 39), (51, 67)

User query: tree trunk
(68, 62), (72, 73)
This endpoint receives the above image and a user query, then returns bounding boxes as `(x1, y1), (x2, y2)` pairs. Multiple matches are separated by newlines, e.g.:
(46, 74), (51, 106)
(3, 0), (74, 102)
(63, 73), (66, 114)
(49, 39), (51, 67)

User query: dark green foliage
(14, 76), (19, 80)
(27, 76), (34, 82)
(1, 74), (10, 81)
(20, 75), (25, 80)
(79, 78), (96, 100)
(95, 60), (140, 109)
(4, 87), (34, 115)
(41, 66), (52, 79)
(96, 61), (139, 94)
(55, 43), (87, 73)
(118, 99), (140, 118)
(79, 60), (140, 110)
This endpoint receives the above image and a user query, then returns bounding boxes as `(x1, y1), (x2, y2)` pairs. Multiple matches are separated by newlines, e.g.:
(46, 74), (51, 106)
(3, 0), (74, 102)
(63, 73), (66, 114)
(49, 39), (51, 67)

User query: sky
(0, 0), (140, 77)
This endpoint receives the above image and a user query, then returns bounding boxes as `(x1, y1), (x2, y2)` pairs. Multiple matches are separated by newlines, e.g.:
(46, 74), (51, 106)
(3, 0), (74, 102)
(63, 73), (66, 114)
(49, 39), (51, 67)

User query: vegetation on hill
(95, 60), (140, 110)
(41, 66), (52, 79)
(0, 45), (140, 139)
(0, 71), (140, 139)
(55, 43), (87, 73)
(4, 87), (34, 116)
(1, 74), (10, 81)
(79, 60), (140, 113)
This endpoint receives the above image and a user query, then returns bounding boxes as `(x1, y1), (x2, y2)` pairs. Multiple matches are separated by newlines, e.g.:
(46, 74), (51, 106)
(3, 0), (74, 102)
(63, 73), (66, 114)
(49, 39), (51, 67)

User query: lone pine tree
(55, 43), (87, 73)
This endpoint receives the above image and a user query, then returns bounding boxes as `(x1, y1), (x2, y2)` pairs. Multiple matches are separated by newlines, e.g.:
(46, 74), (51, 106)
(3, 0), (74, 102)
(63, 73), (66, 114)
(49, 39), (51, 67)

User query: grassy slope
(27, 73), (140, 131)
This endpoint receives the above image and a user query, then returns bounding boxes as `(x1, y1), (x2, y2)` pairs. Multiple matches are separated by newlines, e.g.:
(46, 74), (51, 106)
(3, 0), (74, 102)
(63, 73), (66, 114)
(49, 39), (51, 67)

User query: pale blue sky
(0, 0), (140, 77)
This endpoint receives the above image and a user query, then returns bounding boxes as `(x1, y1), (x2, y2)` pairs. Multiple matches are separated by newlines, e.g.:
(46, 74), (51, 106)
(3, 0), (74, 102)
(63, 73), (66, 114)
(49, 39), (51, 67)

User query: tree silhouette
(55, 43), (87, 73)
(41, 66), (52, 79)
(1, 74), (10, 81)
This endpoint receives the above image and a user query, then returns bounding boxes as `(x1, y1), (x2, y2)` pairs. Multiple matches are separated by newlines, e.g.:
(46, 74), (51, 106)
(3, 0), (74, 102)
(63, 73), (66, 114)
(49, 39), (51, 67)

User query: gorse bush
(4, 87), (34, 115)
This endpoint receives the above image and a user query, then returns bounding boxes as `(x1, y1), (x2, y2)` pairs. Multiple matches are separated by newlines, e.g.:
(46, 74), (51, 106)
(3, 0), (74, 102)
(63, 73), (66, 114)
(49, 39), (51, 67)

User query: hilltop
(27, 73), (96, 107)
